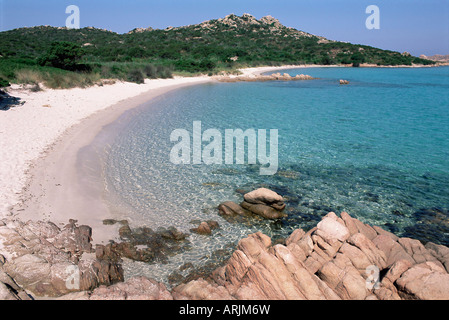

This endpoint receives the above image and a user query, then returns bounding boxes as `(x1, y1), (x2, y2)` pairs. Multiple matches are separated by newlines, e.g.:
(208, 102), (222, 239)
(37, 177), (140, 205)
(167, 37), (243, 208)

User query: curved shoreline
(5, 65), (309, 244)
(2, 65), (309, 231)
(3, 64), (445, 243)
(9, 78), (213, 243)
(1, 65), (449, 300)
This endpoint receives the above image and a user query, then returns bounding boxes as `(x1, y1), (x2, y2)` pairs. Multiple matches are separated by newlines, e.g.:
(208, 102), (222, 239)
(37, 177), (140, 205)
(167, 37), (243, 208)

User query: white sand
(0, 76), (210, 219)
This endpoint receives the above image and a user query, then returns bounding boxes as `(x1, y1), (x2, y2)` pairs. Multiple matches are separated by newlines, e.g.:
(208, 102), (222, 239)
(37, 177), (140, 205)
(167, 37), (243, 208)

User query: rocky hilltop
(0, 13), (436, 87)
(121, 13), (325, 41)
(196, 13), (326, 41)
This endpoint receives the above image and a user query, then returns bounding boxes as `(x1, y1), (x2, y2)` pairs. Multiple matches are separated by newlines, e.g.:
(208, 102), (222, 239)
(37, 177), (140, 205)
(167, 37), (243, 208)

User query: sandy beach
(0, 65), (307, 243)
(0, 76), (215, 238)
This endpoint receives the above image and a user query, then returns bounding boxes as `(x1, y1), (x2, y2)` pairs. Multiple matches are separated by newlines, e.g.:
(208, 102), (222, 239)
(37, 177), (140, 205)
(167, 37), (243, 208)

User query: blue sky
(1, 0), (448, 56)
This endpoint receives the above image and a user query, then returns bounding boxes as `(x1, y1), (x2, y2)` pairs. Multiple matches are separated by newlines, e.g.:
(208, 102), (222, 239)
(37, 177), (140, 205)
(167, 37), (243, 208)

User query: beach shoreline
(0, 65), (306, 243)
(0, 63), (444, 243)
(4, 77), (217, 243)
(1, 64), (449, 300)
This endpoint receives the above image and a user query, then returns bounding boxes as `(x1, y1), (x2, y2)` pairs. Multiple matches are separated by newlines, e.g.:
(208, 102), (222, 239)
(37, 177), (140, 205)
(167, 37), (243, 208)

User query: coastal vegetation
(0, 14), (436, 88)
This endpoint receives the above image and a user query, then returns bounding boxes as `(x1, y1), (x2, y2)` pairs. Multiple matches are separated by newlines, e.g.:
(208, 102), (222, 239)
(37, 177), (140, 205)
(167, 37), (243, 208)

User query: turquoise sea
(103, 66), (449, 284)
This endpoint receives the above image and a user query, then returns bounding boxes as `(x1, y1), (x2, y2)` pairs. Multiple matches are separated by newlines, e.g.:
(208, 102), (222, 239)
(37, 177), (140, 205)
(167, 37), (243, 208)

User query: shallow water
(103, 66), (449, 285)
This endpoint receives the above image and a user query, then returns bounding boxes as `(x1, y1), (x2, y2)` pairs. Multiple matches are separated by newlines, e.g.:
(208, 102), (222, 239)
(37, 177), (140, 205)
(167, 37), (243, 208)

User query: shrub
(156, 65), (173, 79)
(38, 41), (85, 71)
(127, 69), (145, 84)
(143, 64), (157, 79)
(30, 83), (42, 92)
(15, 69), (43, 84)
(320, 54), (333, 65)
(42, 71), (100, 89)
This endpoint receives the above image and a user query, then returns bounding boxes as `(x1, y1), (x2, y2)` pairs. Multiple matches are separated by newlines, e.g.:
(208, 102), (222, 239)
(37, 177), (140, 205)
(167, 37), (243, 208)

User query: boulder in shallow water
(240, 188), (287, 219)
(243, 188), (284, 206)
(190, 221), (220, 236)
(240, 201), (287, 219)
(218, 201), (251, 217)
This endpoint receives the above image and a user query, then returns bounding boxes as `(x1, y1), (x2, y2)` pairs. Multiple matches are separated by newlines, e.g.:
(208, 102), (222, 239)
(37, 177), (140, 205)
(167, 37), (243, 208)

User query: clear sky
(1, 0), (448, 56)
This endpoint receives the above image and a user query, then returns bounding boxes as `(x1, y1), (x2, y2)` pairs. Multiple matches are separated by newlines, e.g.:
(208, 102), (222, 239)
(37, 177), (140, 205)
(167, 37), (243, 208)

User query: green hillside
(0, 13), (436, 88)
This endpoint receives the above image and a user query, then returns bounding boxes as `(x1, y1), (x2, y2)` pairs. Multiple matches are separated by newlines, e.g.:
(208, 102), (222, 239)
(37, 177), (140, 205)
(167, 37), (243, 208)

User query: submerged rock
(240, 201), (287, 219)
(403, 207), (449, 245)
(102, 219), (128, 226)
(113, 225), (190, 263)
(190, 221), (219, 235)
(218, 201), (251, 217)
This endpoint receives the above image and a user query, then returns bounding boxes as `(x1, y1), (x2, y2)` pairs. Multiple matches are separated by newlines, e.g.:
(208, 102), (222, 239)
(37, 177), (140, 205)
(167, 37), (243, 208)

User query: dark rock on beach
(0, 90), (23, 111)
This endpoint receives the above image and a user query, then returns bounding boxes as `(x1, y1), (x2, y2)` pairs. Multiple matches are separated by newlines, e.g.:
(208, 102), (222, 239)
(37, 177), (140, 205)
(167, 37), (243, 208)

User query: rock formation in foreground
(0, 219), (123, 299)
(1, 204), (449, 299)
(170, 211), (449, 300)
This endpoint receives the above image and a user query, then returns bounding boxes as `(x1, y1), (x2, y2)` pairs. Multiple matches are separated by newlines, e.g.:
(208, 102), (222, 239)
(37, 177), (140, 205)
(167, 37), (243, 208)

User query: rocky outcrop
(2, 208), (449, 300)
(219, 188), (287, 220)
(90, 277), (173, 300)
(216, 73), (316, 83)
(172, 211), (449, 300)
(197, 14), (324, 40)
(0, 219), (123, 298)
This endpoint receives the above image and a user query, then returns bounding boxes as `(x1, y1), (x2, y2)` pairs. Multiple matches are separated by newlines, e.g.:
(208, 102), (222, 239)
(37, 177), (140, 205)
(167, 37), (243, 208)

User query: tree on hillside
(38, 41), (85, 71)
(350, 52), (365, 67)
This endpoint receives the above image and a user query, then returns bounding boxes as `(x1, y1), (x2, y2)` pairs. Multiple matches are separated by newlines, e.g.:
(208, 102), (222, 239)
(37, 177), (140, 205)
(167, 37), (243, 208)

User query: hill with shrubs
(0, 13), (436, 88)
